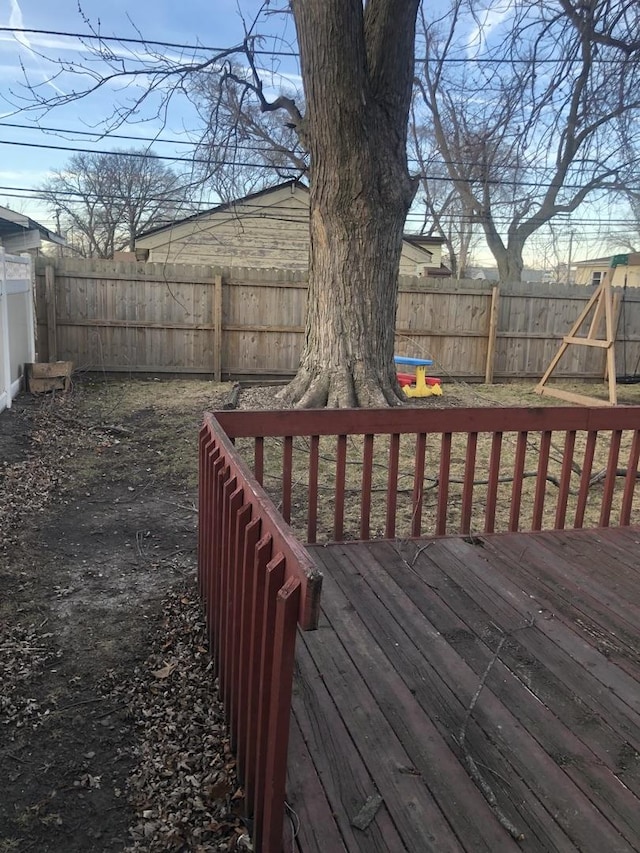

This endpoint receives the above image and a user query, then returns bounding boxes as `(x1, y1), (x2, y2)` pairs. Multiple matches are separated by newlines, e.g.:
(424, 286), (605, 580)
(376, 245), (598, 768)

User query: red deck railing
(200, 405), (640, 851)
(198, 413), (322, 853)
(212, 406), (640, 543)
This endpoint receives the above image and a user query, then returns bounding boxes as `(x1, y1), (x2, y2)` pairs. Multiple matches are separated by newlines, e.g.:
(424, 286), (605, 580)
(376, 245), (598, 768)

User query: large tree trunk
(282, 0), (420, 408)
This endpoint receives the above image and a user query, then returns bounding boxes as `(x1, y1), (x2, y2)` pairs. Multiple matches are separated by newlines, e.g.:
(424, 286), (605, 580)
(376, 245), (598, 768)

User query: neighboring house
(574, 253), (640, 288)
(0, 206), (65, 254)
(466, 266), (553, 284)
(135, 181), (446, 276)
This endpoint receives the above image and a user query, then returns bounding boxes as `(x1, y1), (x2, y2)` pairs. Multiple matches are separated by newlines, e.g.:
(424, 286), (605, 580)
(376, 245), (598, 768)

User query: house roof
(574, 256), (614, 267)
(402, 233), (446, 247)
(136, 179), (308, 240)
(0, 205), (65, 249)
(136, 183), (443, 264)
(574, 254), (640, 267)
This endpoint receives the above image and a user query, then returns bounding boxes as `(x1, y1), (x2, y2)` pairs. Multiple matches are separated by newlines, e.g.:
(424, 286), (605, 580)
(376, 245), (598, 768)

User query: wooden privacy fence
(198, 413), (321, 853)
(34, 257), (640, 382)
(213, 406), (640, 544)
(0, 250), (34, 414)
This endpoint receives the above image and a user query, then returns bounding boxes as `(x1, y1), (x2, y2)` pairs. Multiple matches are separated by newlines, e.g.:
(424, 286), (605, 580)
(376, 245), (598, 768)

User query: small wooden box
(26, 361), (73, 394)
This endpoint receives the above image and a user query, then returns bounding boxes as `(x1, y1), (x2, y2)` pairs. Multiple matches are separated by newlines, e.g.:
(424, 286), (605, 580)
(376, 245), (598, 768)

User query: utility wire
(1, 139), (637, 193)
(0, 27), (632, 64)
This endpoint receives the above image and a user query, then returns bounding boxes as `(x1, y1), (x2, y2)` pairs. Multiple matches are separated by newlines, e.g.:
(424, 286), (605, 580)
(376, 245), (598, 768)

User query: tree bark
(282, 0), (420, 408)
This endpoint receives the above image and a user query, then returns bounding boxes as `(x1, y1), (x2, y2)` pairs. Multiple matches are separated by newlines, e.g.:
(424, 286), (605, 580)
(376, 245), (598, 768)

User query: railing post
(260, 578), (301, 853)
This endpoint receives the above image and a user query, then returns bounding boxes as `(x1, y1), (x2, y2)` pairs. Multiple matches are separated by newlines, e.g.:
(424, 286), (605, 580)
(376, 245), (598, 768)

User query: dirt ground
(0, 379), (245, 853)
(2, 375), (639, 853)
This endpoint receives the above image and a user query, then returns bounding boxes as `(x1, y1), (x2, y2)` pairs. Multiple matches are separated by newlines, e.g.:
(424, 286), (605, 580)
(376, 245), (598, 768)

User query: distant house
(574, 253), (640, 288)
(135, 181), (447, 276)
(0, 206), (65, 254)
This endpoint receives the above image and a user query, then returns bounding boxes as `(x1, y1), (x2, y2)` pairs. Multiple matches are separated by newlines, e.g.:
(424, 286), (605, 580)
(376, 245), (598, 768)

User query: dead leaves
(117, 583), (245, 852)
(150, 661), (177, 680)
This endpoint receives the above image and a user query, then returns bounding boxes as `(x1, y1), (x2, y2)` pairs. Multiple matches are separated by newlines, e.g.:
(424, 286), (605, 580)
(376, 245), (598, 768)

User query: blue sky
(0, 0), (298, 226)
(0, 0), (625, 265)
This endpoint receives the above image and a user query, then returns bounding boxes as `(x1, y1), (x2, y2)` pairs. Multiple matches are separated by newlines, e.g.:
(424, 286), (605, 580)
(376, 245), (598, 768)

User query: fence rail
(198, 413), (321, 853)
(213, 406), (640, 544)
(34, 257), (640, 381)
(0, 250), (34, 413)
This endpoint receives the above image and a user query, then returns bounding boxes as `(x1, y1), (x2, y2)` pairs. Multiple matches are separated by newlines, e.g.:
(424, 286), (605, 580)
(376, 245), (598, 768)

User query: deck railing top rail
(214, 405), (640, 437)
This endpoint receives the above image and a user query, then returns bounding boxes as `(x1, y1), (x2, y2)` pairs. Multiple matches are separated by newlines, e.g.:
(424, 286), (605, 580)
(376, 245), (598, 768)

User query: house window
(591, 271), (602, 286)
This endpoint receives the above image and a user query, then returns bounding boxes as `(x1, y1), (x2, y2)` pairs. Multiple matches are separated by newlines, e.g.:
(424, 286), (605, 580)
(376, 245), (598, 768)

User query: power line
(1, 138), (636, 193)
(0, 120), (198, 146)
(1, 27), (630, 65)
(0, 185), (635, 230)
(0, 120), (308, 159)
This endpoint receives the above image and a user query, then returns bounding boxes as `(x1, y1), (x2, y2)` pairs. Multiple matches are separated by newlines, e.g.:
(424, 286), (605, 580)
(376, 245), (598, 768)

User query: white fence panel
(0, 249), (34, 414)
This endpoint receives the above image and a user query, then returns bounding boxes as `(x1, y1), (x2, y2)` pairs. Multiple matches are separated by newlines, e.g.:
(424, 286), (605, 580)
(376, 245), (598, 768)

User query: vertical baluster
(209, 460), (226, 656)
(282, 435), (293, 523)
(460, 432), (478, 534)
(509, 431), (528, 531)
(385, 433), (400, 538)
(334, 435), (347, 541)
(555, 430), (576, 530)
(411, 433), (427, 537)
(229, 502), (251, 750)
(484, 432), (502, 533)
(197, 427), (208, 597)
(221, 481), (241, 709)
(244, 534), (273, 814)
(360, 434), (374, 540)
(253, 555), (286, 841)
(575, 430), (597, 528)
(436, 433), (452, 535)
(254, 436), (264, 484)
(620, 429), (640, 525)
(307, 435), (320, 543)
(532, 430), (552, 530)
(600, 429), (622, 527)
(236, 516), (261, 782)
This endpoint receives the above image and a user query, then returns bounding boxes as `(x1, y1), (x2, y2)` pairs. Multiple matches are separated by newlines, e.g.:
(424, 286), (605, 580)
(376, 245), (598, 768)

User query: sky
(0, 0), (628, 267)
(0, 0), (297, 224)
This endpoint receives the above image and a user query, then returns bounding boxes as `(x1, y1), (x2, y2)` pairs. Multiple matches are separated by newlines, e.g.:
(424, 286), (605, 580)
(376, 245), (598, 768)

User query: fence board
(34, 258), (640, 381)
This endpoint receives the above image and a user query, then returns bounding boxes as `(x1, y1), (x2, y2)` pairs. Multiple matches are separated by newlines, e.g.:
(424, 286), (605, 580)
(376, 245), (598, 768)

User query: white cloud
(465, 1), (514, 55)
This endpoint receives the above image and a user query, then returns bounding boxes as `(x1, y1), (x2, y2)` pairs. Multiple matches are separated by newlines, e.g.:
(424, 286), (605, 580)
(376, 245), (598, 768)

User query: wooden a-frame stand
(535, 273), (617, 407)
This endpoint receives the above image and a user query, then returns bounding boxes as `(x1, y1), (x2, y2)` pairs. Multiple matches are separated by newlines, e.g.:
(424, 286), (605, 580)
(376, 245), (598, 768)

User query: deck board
(287, 528), (640, 853)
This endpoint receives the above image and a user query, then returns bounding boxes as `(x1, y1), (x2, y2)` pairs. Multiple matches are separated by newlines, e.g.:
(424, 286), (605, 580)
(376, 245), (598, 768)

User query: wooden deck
(285, 527), (640, 853)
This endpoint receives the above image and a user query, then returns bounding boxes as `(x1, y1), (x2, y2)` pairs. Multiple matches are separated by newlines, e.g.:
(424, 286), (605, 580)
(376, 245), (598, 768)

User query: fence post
(0, 248), (11, 410)
(45, 264), (58, 362)
(214, 273), (223, 382)
(485, 285), (500, 383)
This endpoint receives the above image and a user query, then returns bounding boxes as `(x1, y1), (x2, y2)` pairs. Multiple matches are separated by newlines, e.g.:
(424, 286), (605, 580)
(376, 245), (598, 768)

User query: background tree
(40, 150), (189, 258)
(416, 0), (640, 284)
(409, 114), (478, 278)
(190, 64), (307, 201)
(21, 0), (421, 406)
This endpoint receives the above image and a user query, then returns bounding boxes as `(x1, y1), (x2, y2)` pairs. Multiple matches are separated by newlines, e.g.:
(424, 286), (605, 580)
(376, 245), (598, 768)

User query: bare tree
(17, 0), (420, 406)
(189, 64), (307, 201)
(409, 112), (477, 278)
(416, 0), (640, 284)
(40, 150), (189, 257)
